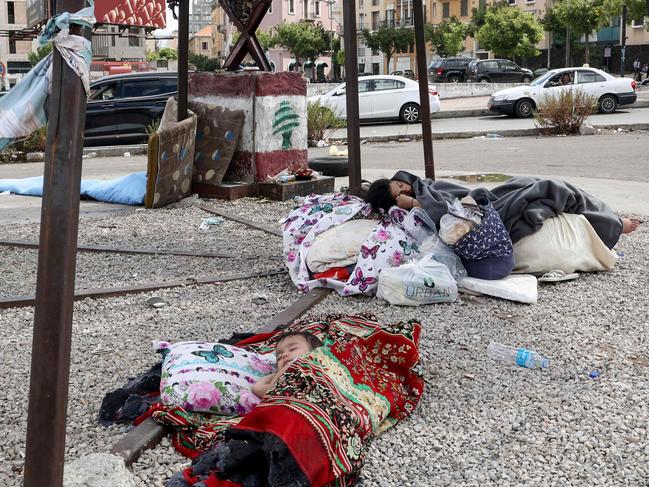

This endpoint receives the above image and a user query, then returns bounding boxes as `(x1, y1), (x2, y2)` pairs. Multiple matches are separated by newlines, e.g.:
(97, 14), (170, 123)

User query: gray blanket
(391, 171), (623, 249)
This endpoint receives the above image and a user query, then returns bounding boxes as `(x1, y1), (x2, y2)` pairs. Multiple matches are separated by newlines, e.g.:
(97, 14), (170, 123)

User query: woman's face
(389, 180), (412, 199)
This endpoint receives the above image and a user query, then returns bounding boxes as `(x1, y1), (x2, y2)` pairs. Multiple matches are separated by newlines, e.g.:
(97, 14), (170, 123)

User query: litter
(589, 370), (601, 379)
(198, 216), (225, 231)
(123, 152), (131, 157)
(487, 341), (550, 369)
(83, 151), (97, 159)
(486, 133), (503, 138)
(146, 296), (169, 308)
(538, 270), (579, 283)
(328, 145), (348, 157)
(316, 139), (328, 148)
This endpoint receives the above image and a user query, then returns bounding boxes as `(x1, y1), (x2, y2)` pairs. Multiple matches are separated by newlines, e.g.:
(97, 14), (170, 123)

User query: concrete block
(63, 453), (136, 487)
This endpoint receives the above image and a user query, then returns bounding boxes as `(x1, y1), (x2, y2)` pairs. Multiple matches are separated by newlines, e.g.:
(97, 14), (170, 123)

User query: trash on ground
(487, 341), (550, 369)
(538, 269), (579, 283)
(83, 152), (97, 159)
(486, 133), (503, 138)
(589, 370), (601, 379)
(316, 139), (328, 148)
(146, 296), (169, 308)
(252, 296), (269, 305)
(329, 145), (348, 157)
(199, 217), (225, 231)
(123, 152), (131, 157)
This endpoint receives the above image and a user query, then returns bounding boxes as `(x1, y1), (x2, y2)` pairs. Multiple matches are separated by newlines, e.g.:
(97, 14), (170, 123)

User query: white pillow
(154, 341), (275, 415)
(459, 274), (538, 304)
(306, 219), (379, 273)
(513, 213), (617, 275)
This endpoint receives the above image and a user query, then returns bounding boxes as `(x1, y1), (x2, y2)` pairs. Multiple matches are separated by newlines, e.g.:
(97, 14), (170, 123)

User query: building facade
(190, 0), (214, 36)
(189, 25), (213, 57)
(91, 26), (148, 61)
(0, 0), (32, 89)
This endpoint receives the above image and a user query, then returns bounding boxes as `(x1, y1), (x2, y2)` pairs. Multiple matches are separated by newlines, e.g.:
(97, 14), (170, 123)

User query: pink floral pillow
(154, 340), (276, 415)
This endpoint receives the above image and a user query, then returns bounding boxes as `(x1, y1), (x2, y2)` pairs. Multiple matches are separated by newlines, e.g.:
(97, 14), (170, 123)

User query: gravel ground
(0, 198), (647, 486)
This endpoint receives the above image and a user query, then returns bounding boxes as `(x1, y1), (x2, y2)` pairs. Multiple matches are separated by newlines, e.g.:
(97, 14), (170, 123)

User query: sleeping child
(252, 331), (323, 399)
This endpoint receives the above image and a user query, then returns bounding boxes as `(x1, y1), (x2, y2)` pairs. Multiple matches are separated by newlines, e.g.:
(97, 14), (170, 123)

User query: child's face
(276, 335), (311, 371)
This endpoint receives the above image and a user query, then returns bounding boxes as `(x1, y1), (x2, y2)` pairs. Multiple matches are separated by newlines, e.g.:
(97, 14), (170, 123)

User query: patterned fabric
(151, 315), (424, 486)
(145, 97), (197, 208)
(282, 194), (435, 296)
(453, 203), (513, 260)
(155, 341), (275, 415)
(0, 5), (95, 151)
(188, 101), (244, 186)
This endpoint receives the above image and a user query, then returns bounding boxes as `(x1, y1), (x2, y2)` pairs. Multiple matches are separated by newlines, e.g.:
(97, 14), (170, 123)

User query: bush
(534, 90), (597, 135)
(307, 100), (346, 141)
(0, 127), (47, 162)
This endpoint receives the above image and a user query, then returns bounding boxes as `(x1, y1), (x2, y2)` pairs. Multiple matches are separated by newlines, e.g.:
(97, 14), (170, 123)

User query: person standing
(633, 57), (642, 81)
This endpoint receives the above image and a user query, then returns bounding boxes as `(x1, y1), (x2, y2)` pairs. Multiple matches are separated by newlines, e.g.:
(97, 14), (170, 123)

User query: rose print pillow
(154, 340), (276, 415)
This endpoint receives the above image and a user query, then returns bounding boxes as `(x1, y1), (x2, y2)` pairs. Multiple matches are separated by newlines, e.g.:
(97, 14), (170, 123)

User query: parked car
(488, 67), (637, 118)
(309, 75), (441, 123)
(428, 57), (476, 83)
(85, 71), (177, 146)
(466, 59), (534, 83)
(390, 69), (415, 79)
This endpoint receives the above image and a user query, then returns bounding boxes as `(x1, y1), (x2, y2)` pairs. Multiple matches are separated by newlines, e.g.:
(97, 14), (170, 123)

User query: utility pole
(343, 0), (362, 196)
(178, 0), (189, 121)
(620, 5), (627, 77)
(23, 0), (90, 483)
(565, 26), (570, 67)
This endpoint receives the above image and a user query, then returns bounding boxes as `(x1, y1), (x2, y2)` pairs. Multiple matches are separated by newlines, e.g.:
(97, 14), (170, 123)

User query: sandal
(538, 270), (579, 283)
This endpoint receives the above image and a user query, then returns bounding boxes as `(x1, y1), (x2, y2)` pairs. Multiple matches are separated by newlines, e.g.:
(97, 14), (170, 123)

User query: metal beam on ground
(342, 0), (362, 196)
(23, 0), (90, 483)
(198, 204), (283, 237)
(413, 0), (436, 180)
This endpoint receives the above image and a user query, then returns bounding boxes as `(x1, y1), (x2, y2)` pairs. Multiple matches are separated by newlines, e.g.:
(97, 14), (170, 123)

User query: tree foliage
(189, 53), (221, 72)
(425, 17), (470, 57)
(362, 26), (414, 72)
(476, 6), (544, 59)
(28, 43), (53, 66)
(273, 21), (330, 63)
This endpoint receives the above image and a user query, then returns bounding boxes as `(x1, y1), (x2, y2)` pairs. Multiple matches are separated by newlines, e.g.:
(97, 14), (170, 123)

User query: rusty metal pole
(23, 0), (90, 484)
(343, 0), (362, 196)
(413, 0), (435, 180)
(178, 0), (189, 121)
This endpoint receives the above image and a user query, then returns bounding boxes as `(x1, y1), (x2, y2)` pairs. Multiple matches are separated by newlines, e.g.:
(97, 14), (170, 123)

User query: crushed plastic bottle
(487, 341), (550, 369)
(199, 216), (225, 232)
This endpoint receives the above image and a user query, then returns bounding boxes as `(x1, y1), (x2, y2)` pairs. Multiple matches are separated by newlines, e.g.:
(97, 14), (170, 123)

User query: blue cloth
(0, 172), (146, 206)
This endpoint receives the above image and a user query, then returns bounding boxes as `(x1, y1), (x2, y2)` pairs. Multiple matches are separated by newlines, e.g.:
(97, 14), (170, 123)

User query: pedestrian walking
(633, 57), (642, 81)
(643, 63), (649, 81)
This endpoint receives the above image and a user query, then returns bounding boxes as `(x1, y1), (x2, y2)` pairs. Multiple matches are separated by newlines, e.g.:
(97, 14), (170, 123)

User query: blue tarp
(0, 171), (146, 206)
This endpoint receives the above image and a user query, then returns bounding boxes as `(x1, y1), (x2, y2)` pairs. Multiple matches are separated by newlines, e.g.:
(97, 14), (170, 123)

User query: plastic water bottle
(487, 342), (550, 369)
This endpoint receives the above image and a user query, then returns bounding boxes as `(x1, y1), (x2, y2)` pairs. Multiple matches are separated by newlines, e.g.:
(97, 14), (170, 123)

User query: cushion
(459, 274), (538, 304)
(154, 340), (276, 415)
(145, 97), (198, 209)
(306, 219), (380, 273)
(188, 101), (245, 186)
(513, 213), (618, 275)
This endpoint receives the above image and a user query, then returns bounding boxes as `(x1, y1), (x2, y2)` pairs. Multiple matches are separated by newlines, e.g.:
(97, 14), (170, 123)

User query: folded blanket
(152, 315), (424, 487)
(0, 171), (146, 205)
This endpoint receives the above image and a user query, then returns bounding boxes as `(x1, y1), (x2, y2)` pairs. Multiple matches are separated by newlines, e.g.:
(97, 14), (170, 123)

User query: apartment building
(0, 0), (32, 89)
(211, 0), (342, 78)
(190, 0), (213, 36)
(189, 25), (213, 57)
(91, 26), (148, 61)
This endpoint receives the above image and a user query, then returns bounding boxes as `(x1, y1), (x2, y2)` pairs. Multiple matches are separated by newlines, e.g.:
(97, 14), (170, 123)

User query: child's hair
(366, 178), (396, 214)
(276, 331), (323, 351)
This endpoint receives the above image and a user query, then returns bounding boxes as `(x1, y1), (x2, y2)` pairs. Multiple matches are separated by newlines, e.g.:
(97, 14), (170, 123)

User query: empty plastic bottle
(487, 341), (550, 369)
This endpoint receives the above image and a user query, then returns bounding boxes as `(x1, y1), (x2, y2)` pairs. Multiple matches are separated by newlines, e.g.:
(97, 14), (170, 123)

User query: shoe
(538, 270), (579, 283)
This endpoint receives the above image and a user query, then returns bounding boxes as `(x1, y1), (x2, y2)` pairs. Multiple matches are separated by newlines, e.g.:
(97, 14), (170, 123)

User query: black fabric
(98, 362), (161, 426)
(391, 171), (623, 249)
(219, 332), (257, 345)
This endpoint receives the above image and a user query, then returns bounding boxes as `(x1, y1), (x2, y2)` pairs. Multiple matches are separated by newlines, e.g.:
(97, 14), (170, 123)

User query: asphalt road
(331, 106), (649, 139)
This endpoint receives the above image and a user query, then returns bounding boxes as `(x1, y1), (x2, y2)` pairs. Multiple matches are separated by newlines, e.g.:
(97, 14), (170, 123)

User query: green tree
(362, 26), (414, 73)
(28, 43), (53, 66)
(550, 0), (605, 64)
(273, 21), (329, 65)
(189, 53), (221, 72)
(425, 17), (470, 58)
(476, 6), (544, 60)
(600, 0), (648, 30)
(146, 50), (159, 62)
(256, 29), (276, 51)
(158, 47), (178, 60)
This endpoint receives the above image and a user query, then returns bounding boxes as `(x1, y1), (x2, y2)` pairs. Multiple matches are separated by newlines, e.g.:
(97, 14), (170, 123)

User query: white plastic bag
(377, 255), (458, 306)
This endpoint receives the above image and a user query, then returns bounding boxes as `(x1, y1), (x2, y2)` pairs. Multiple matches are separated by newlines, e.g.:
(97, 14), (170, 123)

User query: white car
(309, 75), (441, 123)
(488, 67), (637, 118)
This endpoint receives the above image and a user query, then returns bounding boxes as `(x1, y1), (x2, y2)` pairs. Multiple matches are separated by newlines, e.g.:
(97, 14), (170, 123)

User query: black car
(85, 71), (177, 146)
(466, 59), (534, 83)
(428, 57), (476, 83)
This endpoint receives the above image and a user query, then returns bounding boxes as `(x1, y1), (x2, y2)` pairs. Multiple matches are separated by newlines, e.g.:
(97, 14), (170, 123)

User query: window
(358, 13), (365, 29)
(202, 41), (208, 50)
(576, 71), (605, 84)
(386, 9), (395, 27)
(358, 80), (371, 92)
(460, 0), (468, 16)
(631, 17), (645, 28)
(288, 0), (294, 14)
(432, 3), (437, 18)
(128, 27), (140, 47)
(481, 60), (499, 70)
(442, 2), (450, 18)
(267, 2), (272, 13)
(121, 80), (166, 98)
(90, 83), (118, 101)
(7, 1), (15, 23)
(373, 79), (404, 91)
(9, 39), (16, 54)
(372, 62), (380, 74)
(111, 26), (116, 47)
(314, 1), (320, 16)
(508, 0), (516, 4)
(372, 11), (380, 30)
(372, 0), (379, 5)
(500, 60), (519, 71)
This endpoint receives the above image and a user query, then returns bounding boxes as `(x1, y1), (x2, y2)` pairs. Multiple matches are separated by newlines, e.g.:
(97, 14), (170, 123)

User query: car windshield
(530, 71), (557, 86)
(429, 59), (443, 68)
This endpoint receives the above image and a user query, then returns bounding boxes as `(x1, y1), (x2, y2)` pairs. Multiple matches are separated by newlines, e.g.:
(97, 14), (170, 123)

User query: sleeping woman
(366, 171), (640, 250)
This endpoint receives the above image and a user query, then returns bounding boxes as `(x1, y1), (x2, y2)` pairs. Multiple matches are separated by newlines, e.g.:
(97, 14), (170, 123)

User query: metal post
(343, 0), (361, 195)
(620, 5), (627, 77)
(413, 0), (435, 180)
(23, 0), (90, 483)
(565, 26), (570, 67)
(178, 0), (189, 121)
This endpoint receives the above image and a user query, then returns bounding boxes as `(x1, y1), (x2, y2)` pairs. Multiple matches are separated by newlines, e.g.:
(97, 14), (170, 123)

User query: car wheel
(515, 98), (535, 118)
(521, 75), (533, 83)
(399, 103), (421, 123)
(597, 94), (618, 114)
(479, 77), (490, 84)
(308, 156), (349, 177)
(448, 74), (461, 83)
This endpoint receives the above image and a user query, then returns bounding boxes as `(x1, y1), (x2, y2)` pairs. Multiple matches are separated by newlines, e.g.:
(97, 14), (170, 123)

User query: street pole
(178, 0), (189, 121)
(23, 0), (90, 483)
(343, 0), (362, 196)
(565, 26), (570, 67)
(412, 0), (435, 180)
(620, 5), (627, 77)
